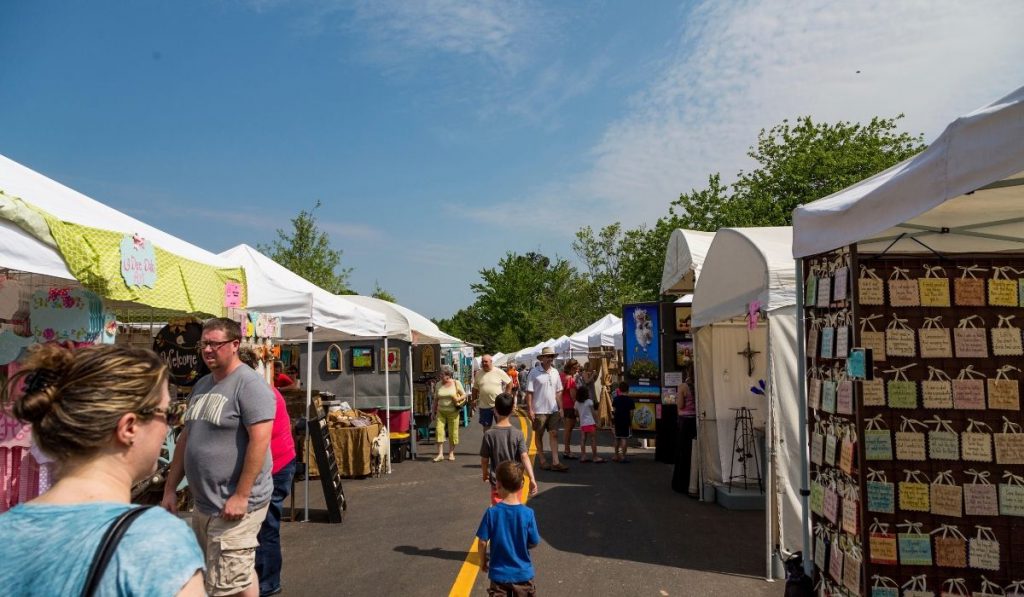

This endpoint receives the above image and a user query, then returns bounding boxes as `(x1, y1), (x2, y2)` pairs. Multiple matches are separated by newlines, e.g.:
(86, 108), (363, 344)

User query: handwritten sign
(839, 438), (855, 475)
(954, 328), (988, 358)
(968, 536), (1000, 570)
(867, 480), (894, 513)
(828, 539), (844, 581)
(919, 277), (950, 306)
(992, 327), (1023, 356)
(816, 277), (832, 308)
(954, 278), (985, 306)
(887, 380), (917, 409)
(994, 433), (1024, 464)
(813, 534), (827, 570)
(864, 429), (893, 461)
(823, 487), (839, 524)
(889, 279), (920, 307)
(999, 483), (1024, 517)
(810, 482), (825, 516)
(929, 431), (959, 460)
(885, 329), (915, 357)
(820, 327), (834, 359)
(835, 326), (849, 359)
(964, 483), (999, 516)
(934, 535), (967, 568)
(841, 550), (861, 594)
(859, 277), (884, 305)
(842, 497), (859, 534)
(119, 234), (157, 288)
(921, 380), (952, 409)
(861, 331), (885, 361)
(836, 381), (854, 415)
(861, 379), (885, 406)
(808, 378), (822, 411)
(825, 433), (838, 466)
(869, 532), (898, 565)
(822, 381), (837, 413)
(153, 320), (209, 387)
(961, 432), (993, 462)
(895, 431), (927, 461)
(987, 378), (1020, 410)
(931, 484), (963, 517)
(898, 481), (930, 512)
(919, 328), (953, 358)
(897, 533), (932, 565)
(224, 281), (242, 308)
(833, 267), (849, 301)
(810, 432), (824, 466)
(807, 328), (819, 360)
(953, 379), (986, 409)
(989, 278), (1018, 306)
(804, 275), (818, 307)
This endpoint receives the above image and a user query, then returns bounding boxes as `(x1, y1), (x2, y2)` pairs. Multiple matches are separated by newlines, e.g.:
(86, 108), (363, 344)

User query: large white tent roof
(660, 229), (716, 295)
(0, 217), (73, 279)
(793, 85), (1024, 258)
(344, 295), (462, 345)
(568, 314), (620, 354)
(219, 244), (387, 340)
(691, 227), (796, 328)
(588, 317), (622, 349)
(0, 154), (238, 270)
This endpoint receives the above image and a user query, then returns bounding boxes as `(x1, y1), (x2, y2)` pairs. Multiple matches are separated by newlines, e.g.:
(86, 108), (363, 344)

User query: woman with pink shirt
(239, 348), (296, 597)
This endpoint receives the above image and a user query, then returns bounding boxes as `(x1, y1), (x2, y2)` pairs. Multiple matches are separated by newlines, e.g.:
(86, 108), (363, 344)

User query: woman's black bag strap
(81, 505), (155, 597)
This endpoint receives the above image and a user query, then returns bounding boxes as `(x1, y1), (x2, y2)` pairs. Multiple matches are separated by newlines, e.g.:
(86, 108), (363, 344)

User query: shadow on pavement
(394, 544), (472, 562)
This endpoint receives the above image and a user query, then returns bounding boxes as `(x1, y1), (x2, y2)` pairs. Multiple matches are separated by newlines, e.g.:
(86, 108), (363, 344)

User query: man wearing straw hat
(526, 347), (567, 472)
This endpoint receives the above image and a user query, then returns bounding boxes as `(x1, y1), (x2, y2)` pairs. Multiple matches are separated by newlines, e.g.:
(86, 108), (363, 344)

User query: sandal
(562, 453), (577, 460)
(594, 457), (607, 464)
(538, 461), (551, 470)
(448, 454), (456, 461)
(432, 455), (444, 462)
(579, 458), (591, 463)
(550, 463), (569, 472)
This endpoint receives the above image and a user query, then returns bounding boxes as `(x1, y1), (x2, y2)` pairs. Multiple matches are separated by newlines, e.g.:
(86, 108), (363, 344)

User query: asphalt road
(278, 415), (779, 597)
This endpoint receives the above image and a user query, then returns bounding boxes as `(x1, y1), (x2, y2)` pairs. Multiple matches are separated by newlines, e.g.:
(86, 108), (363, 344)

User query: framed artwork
(421, 345), (436, 373)
(631, 402), (657, 431)
(350, 346), (375, 371)
(675, 306), (692, 333)
(325, 344), (343, 372)
(623, 303), (660, 382)
(675, 341), (693, 367)
(385, 347), (401, 372)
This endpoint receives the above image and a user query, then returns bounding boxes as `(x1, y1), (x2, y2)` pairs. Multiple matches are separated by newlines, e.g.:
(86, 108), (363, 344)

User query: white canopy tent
(791, 85), (1024, 576)
(690, 226), (800, 581)
(660, 228), (716, 295)
(587, 318), (623, 350)
(566, 314), (620, 356)
(547, 334), (572, 358)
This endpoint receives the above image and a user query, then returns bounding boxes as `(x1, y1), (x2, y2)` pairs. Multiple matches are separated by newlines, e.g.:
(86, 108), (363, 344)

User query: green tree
(258, 201), (353, 294)
(370, 281), (397, 303)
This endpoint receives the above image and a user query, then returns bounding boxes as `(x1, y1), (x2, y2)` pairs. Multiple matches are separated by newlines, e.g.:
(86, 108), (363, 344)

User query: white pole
(408, 344), (416, 458)
(764, 320), (775, 581)
(304, 319), (313, 523)
(384, 335), (391, 433)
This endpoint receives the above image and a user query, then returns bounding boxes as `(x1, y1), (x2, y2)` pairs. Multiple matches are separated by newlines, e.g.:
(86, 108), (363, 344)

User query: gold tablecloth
(305, 423), (380, 478)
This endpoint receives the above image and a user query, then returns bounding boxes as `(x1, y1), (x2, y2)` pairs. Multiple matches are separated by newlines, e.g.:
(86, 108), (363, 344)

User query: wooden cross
(738, 342), (760, 377)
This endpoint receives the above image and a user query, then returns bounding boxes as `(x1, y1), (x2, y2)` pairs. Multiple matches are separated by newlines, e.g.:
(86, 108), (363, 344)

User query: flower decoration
(750, 378), (767, 396)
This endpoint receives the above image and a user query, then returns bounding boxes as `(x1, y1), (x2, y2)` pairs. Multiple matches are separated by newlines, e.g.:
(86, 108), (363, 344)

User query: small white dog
(634, 308), (654, 353)
(370, 425), (391, 477)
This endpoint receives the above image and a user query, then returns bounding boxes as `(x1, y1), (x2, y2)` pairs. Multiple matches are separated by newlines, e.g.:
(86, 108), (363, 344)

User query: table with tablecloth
(304, 423), (380, 478)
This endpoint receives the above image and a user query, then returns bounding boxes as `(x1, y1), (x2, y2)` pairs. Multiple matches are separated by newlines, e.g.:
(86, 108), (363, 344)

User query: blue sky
(2, 1), (1023, 319)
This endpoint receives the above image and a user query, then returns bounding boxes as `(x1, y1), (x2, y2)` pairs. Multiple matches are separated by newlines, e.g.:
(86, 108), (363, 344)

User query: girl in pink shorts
(575, 385), (605, 463)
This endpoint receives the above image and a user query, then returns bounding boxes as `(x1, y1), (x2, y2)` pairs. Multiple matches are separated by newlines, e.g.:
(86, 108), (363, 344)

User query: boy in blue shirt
(476, 461), (541, 596)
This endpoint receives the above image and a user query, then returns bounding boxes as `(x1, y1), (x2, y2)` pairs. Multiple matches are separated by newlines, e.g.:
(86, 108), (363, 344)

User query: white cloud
(573, 0), (1024, 227)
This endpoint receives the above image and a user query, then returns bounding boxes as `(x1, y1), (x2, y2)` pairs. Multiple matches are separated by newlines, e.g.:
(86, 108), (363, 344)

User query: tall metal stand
(728, 406), (763, 492)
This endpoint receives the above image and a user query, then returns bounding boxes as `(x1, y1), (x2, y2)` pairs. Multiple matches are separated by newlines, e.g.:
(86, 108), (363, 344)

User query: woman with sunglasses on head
(0, 343), (205, 596)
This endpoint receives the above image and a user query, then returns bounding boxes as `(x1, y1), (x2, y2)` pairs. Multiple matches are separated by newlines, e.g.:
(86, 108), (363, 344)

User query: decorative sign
(224, 281), (242, 308)
(824, 433), (838, 466)
(930, 481), (963, 518)
(846, 348), (867, 379)
(869, 532), (898, 565)
(919, 327), (953, 358)
(929, 430), (960, 461)
(833, 266), (849, 301)
(858, 267), (884, 305)
(887, 380), (917, 409)
(968, 527), (1000, 570)
(31, 288), (106, 343)
(918, 270), (951, 306)
(933, 530), (967, 568)
(897, 529), (933, 566)
(964, 474), (999, 516)
(954, 269), (986, 306)
(888, 269), (920, 307)
(999, 475), (1024, 516)
(861, 379), (885, 407)
(898, 479), (930, 512)
(861, 331), (885, 361)
(0, 330), (34, 365)
(953, 375), (986, 410)
(864, 429), (893, 461)
(153, 319), (209, 387)
(119, 233), (157, 288)
(867, 480), (895, 513)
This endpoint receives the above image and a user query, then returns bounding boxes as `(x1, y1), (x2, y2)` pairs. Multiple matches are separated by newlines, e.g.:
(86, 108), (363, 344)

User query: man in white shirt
(526, 347), (566, 472)
(472, 354), (512, 431)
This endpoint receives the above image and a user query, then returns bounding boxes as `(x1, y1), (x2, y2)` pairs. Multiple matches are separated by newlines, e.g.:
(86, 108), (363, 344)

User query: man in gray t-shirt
(162, 317), (275, 597)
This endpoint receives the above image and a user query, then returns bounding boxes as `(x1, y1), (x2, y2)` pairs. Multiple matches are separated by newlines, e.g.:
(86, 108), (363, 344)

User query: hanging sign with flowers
(120, 233), (157, 288)
(30, 287), (107, 343)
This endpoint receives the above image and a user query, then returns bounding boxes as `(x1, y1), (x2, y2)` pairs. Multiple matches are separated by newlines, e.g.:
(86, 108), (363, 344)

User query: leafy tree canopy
(258, 201), (353, 294)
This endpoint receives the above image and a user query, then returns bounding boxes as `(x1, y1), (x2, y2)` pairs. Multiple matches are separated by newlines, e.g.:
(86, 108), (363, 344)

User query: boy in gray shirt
(480, 393), (538, 505)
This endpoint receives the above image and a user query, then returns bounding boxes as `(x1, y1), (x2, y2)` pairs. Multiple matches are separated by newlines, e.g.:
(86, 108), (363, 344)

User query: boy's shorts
(489, 482), (502, 505)
(532, 411), (562, 434)
(478, 407), (495, 427)
(581, 424), (596, 433)
(488, 579), (536, 596)
(614, 421), (632, 439)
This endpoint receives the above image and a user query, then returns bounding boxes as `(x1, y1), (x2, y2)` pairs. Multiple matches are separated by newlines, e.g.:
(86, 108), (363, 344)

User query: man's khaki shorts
(191, 503), (270, 596)
(532, 411), (562, 434)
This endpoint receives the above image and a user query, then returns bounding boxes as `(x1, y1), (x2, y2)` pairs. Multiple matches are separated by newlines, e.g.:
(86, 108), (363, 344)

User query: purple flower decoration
(42, 328), (56, 341)
(62, 295), (76, 308)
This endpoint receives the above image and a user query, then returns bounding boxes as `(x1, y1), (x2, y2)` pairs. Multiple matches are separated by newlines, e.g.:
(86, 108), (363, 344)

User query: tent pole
(409, 344), (416, 459)
(795, 259), (812, 577)
(764, 320), (775, 582)
(384, 334), (391, 472)
(304, 322), (313, 523)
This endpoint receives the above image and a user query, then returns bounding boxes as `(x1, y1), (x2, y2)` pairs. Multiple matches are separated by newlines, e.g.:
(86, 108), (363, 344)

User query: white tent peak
(660, 229), (716, 295)
(691, 227), (795, 328)
(343, 294), (462, 345)
(793, 84), (1024, 258)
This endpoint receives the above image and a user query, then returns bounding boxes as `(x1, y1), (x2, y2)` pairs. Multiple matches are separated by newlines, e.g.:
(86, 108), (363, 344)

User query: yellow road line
(449, 414), (536, 597)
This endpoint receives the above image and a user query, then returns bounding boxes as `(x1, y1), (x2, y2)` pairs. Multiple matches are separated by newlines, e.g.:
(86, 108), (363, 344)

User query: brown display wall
(804, 248), (1024, 596)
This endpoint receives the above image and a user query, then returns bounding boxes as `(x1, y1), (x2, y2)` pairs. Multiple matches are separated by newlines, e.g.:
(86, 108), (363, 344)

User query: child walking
(481, 393), (538, 505)
(575, 385), (605, 463)
(476, 461), (541, 596)
(611, 381), (635, 463)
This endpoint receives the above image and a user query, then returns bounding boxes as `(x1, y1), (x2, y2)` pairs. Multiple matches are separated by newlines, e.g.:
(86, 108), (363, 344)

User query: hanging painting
(385, 347), (401, 372)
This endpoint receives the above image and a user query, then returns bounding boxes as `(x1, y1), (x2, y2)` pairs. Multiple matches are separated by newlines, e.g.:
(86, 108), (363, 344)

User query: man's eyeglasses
(140, 406), (182, 426)
(199, 339), (236, 351)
